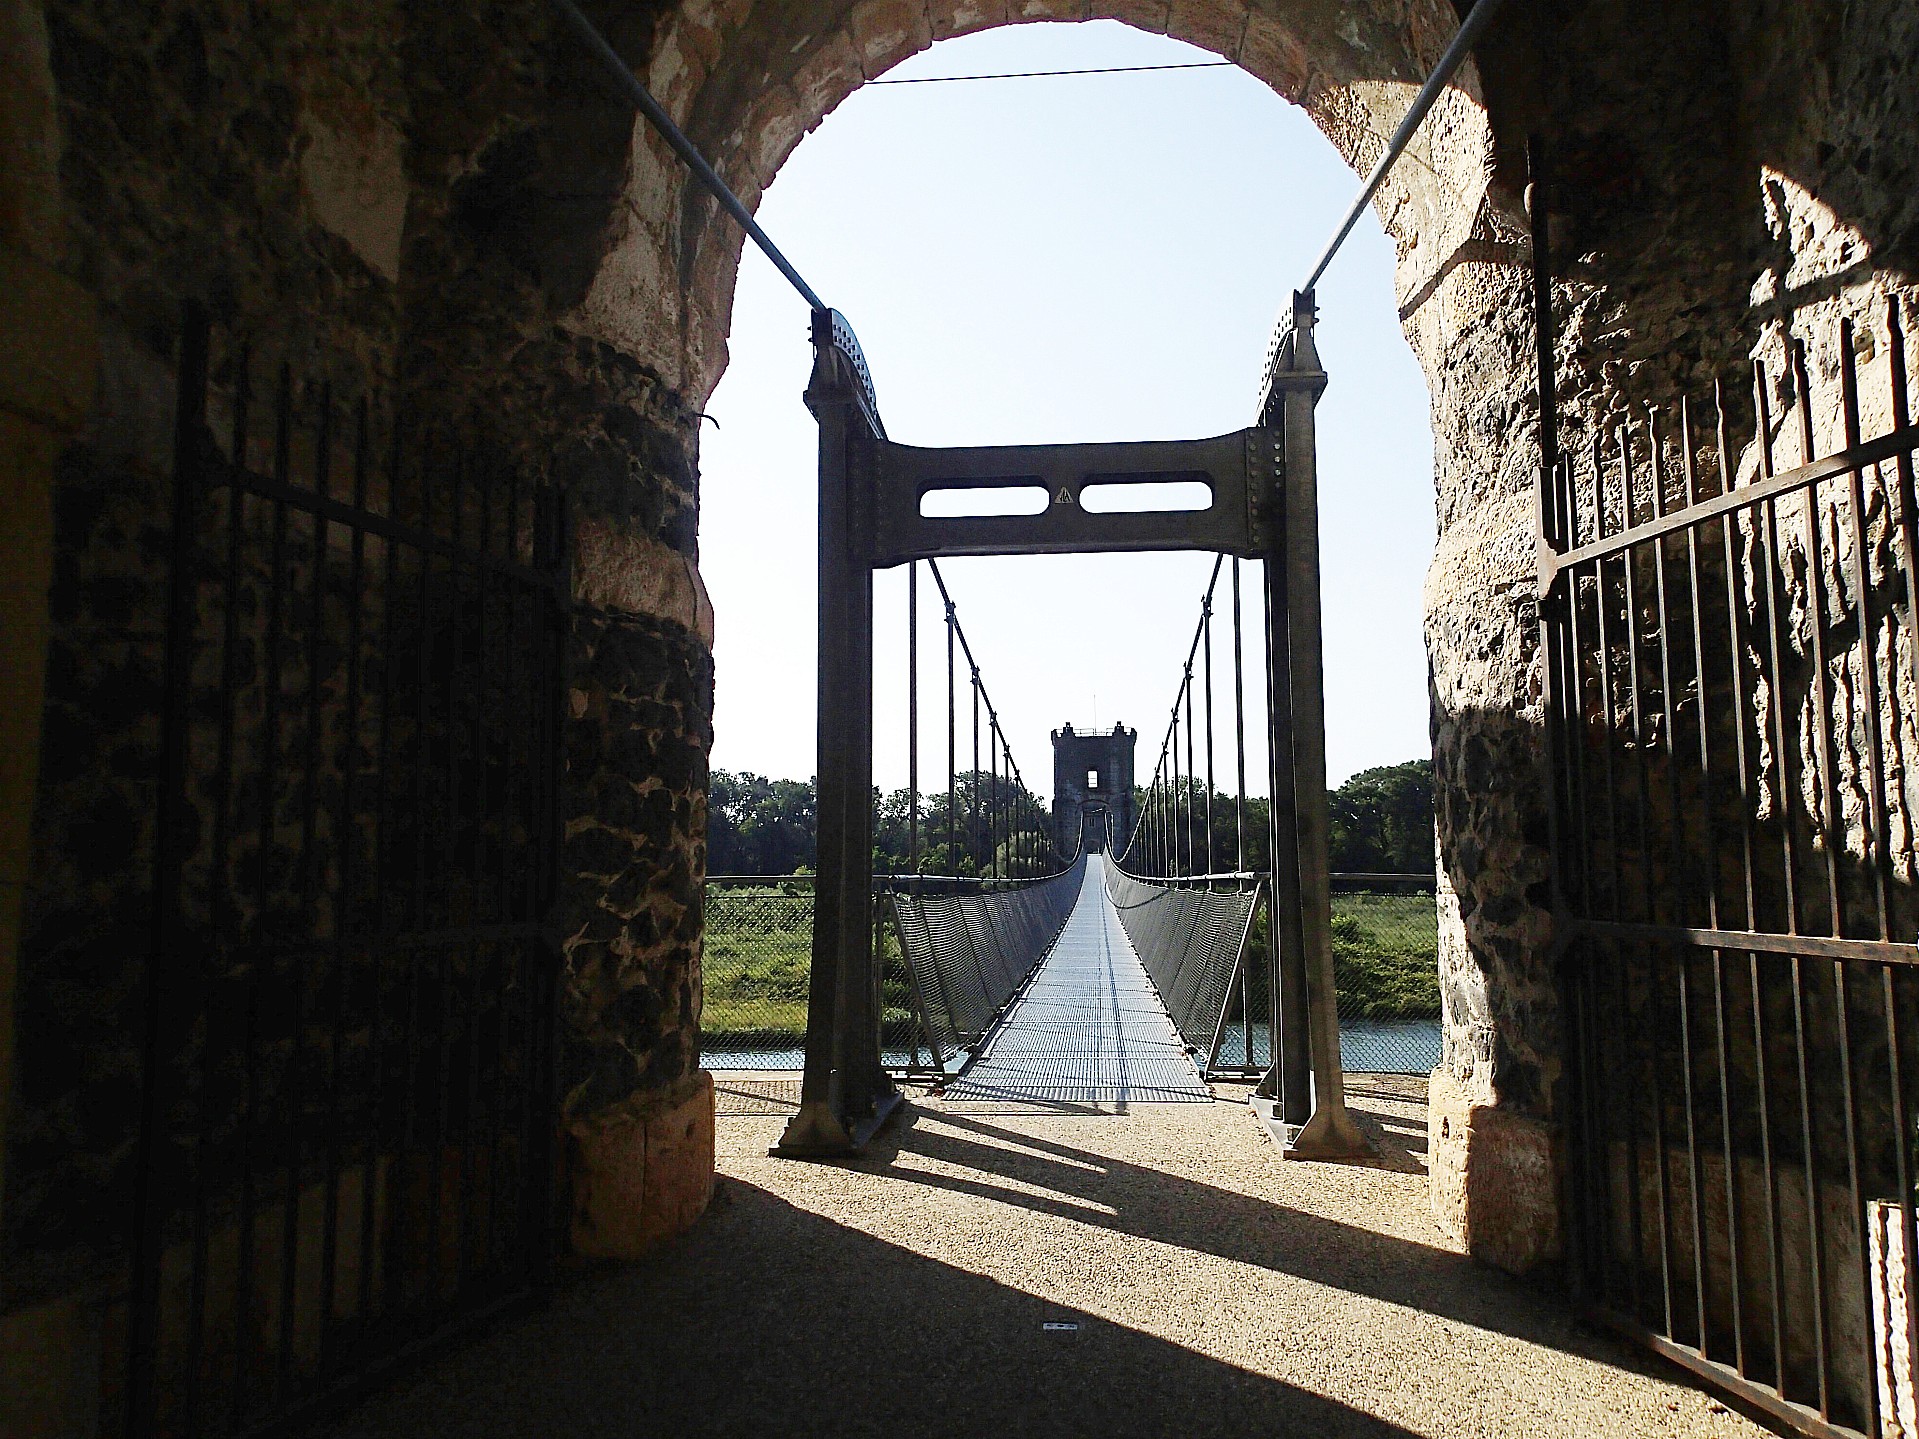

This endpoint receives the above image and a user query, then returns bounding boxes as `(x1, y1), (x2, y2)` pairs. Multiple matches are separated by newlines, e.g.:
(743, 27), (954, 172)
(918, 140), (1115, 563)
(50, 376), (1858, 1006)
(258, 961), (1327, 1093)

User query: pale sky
(697, 21), (1435, 797)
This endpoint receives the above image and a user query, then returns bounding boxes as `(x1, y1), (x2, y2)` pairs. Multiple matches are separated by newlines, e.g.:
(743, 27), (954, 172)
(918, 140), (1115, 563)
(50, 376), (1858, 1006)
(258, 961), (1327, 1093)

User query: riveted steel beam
(868, 429), (1277, 565)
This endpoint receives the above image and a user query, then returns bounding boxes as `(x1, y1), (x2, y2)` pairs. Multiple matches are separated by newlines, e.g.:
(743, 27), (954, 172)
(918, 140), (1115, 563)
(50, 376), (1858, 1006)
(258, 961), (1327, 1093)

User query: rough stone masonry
(1, 0), (1917, 1432)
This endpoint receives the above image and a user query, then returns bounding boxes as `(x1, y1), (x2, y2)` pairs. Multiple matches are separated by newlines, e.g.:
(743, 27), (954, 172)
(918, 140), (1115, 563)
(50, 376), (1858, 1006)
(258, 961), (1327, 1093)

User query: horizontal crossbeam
(1535, 420), (1919, 593)
(867, 429), (1279, 565)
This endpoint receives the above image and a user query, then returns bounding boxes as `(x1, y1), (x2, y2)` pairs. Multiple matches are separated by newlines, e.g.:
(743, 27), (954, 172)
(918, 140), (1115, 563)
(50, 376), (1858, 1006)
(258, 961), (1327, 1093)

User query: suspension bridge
(532, 0), (1453, 1163)
(92, 0), (1906, 1431)
(934, 856), (1212, 1106)
(708, 542), (1441, 1118)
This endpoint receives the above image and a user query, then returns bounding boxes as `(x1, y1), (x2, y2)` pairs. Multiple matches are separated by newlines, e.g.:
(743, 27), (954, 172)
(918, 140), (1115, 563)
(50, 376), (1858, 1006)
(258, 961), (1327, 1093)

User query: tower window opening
(1087, 769), (1099, 789)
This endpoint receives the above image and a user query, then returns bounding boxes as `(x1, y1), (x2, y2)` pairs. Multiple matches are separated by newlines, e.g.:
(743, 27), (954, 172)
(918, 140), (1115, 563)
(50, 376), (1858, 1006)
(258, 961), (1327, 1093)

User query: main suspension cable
(1297, 0), (1509, 294)
(550, 0), (829, 312)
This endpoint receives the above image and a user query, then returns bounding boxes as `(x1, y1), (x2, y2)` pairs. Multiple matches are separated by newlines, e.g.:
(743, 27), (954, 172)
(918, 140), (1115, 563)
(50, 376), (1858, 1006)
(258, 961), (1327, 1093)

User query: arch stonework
(8, 14), (1919, 1409)
(556, 0), (1919, 1272)
(578, 0), (1495, 408)
(563, 0), (1559, 1261)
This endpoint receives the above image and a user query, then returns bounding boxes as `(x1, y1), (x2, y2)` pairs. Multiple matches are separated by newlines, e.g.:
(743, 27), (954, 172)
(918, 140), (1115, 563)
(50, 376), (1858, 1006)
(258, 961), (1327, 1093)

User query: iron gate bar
(213, 460), (572, 588)
(1681, 386), (1752, 1382)
(1837, 322), (1895, 931)
(127, 299), (213, 1434)
(1537, 424), (1919, 586)
(1576, 919), (1919, 966)
(870, 430), (1275, 564)
(1542, 267), (1919, 1430)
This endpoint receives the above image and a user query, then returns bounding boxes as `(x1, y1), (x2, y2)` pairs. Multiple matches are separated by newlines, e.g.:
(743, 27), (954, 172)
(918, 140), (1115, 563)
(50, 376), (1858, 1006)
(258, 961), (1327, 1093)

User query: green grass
(701, 890), (917, 1051)
(1246, 891), (1439, 1021)
(1329, 892), (1439, 1019)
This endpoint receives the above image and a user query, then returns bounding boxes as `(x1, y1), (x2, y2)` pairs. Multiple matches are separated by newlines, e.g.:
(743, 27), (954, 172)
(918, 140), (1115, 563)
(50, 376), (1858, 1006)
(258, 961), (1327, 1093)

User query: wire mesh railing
(1327, 874), (1441, 1072)
(701, 876), (934, 1071)
(1103, 865), (1261, 1073)
(1103, 868), (1438, 1078)
(891, 855), (1086, 1070)
(700, 877), (814, 1069)
(702, 862), (1083, 1075)
(1209, 874), (1440, 1076)
(1108, 545), (1443, 1092)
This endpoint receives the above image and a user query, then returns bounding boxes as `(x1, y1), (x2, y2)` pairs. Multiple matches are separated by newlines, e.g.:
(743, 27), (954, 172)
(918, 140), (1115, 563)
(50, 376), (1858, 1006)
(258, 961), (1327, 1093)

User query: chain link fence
(1212, 873), (1440, 1076)
(701, 877), (938, 1072)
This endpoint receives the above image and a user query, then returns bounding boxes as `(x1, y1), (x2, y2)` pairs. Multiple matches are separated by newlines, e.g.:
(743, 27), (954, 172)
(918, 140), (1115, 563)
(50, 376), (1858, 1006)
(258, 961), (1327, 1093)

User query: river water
(706, 1017), (1442, 1076)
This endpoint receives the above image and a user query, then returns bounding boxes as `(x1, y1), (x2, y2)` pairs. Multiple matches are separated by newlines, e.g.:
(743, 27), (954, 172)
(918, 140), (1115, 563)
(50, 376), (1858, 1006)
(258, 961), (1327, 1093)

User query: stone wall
(6, 3), (1919, 1433)
(0, 4), (719, 1409)
(1427, 0), (1919, 1266)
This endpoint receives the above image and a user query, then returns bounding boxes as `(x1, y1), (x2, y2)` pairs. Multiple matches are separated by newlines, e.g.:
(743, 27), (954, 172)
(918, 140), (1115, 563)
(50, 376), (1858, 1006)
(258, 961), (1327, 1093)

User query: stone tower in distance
(1050, 723), (1136, 856)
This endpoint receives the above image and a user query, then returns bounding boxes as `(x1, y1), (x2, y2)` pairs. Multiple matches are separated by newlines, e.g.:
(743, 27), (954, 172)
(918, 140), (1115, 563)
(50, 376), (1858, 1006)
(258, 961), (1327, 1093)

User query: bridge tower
(1050, 723), (1135, 855)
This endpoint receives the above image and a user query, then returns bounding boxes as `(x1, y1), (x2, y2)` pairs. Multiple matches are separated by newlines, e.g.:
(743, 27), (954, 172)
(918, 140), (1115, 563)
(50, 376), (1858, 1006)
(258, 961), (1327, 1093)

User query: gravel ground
(324, 1081), (1769, 1439)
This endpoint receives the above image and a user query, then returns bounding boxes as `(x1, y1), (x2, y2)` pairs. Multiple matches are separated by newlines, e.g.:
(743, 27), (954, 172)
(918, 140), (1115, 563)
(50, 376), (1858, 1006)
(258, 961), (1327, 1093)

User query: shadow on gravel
(854, 1106), (1632, 1367)
(321, 1178), (1419, 1439)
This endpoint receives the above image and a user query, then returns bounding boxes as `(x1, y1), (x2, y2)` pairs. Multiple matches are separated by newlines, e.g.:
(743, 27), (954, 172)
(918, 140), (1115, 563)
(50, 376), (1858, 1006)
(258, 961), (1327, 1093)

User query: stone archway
(492, 0), (1919, 1275)
(582, 0), (1503, 409)
(11, 0), (1919, 1426)
(556, 0), (1559, 1263)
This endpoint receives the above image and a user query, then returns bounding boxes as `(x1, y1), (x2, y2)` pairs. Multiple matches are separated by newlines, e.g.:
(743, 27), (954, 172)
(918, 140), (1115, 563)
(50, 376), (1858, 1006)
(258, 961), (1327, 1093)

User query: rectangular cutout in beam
(1078, 472), (1213, 514)
(919, 479), (1049, 518)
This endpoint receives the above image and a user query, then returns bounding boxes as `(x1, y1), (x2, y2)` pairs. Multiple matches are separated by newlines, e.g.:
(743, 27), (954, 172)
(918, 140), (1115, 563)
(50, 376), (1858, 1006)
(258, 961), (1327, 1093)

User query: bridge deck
(944, 855), (1211, 1104)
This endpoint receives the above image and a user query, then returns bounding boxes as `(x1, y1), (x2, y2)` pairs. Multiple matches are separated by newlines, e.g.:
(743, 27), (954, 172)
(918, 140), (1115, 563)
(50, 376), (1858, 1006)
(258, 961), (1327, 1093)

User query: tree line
(707, 759), (1432, 878)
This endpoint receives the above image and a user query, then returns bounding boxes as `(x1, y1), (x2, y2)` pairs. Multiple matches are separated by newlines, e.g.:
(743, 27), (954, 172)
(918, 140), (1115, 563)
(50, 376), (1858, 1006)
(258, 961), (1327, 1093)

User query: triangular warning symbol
(1056, 487), (1073, 505)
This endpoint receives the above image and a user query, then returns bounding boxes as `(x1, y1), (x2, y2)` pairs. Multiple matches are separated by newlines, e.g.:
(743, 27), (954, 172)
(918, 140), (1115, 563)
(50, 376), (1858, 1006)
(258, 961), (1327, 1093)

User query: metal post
(127, 302), (211, 1435)
(1232, 557), (1255, 1073)
(971, 672), (981, 872)
(989, 719), (1000, 878)
(1257, 520), (1312, 1123)
(777, 319), (898, 1156)
(946, 599), (956, 871)
(908, 561), (918, 875)
(1262, 291), (1367, 1159)
(1174, 675), (1189, 878)
(1203, 593), (1216, 877)
(1232, 558), (1248, 873)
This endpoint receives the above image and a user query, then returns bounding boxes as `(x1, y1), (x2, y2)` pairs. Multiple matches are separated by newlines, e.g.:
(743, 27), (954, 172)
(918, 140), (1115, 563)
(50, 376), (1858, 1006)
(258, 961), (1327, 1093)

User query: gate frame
(1534, 122), (1919, 1436)
(127, 306), (570, 1436)
(774, 295), (1365, 1159)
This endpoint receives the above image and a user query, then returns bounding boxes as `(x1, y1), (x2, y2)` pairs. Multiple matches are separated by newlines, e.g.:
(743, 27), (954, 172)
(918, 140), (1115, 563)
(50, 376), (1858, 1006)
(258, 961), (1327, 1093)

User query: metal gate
(1539, 286), (1919, 1436)
(127, 308), (568, 1436)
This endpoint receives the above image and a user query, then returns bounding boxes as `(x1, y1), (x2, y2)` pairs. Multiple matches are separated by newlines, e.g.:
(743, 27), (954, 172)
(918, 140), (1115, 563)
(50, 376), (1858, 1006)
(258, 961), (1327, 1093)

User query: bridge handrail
(1101, 860), (1264, 1075)
(889, 852), (1087, 1072)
